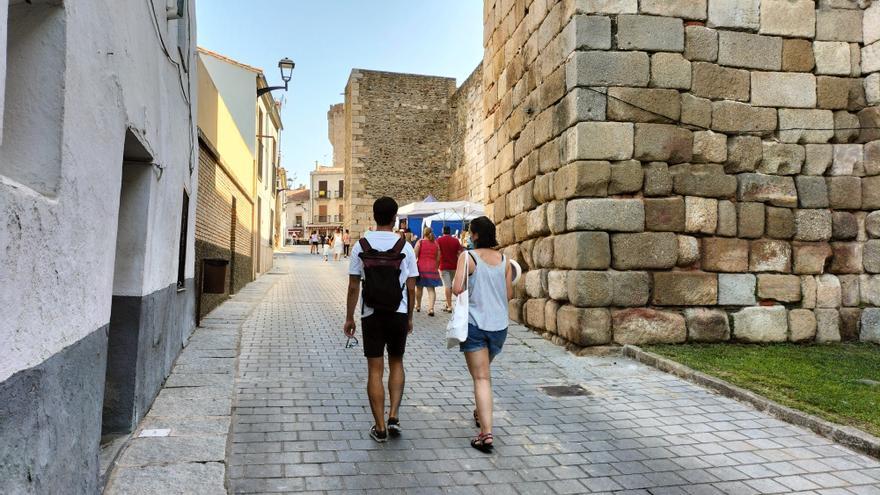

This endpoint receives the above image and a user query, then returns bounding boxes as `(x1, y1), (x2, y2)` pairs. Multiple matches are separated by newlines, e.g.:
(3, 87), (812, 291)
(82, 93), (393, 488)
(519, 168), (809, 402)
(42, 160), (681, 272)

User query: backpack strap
(389, 237), (406, 254)
(358, 237), (372, 252)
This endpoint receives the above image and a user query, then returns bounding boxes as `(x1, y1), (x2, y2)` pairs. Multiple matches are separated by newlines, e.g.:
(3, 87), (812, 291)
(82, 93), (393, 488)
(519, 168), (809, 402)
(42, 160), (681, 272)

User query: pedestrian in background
(414, 227), (441, 316)
(323, 234), (331, 262)
(310, 231), (319, 255)
(343, 229), (352, 258)
(333, 228), (344, 261)
(452, 216), (513, 453)
(437, 225), (463, 313)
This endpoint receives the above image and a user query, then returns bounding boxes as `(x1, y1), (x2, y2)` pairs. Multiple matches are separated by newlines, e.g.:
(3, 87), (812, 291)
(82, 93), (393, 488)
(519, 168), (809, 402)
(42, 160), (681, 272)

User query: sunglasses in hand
(345, 336), (359, 349)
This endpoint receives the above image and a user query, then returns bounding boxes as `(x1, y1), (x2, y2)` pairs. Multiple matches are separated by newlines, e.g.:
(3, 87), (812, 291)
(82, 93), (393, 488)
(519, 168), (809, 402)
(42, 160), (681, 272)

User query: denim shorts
(459, 323), (508, 358)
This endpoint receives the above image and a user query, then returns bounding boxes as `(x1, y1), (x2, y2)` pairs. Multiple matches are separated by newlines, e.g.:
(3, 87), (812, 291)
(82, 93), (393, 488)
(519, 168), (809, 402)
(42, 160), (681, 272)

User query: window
(295, 215), (302, 227)
(318, 180), (327, 198)
(256, 109), (264, 181)
(177, 191), (189, 289)
(338, 180), (344, 198)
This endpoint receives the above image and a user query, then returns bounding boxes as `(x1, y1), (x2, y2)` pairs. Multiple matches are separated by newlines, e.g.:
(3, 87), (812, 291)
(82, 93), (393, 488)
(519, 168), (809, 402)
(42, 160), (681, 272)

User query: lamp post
(257, 57), (295, 98)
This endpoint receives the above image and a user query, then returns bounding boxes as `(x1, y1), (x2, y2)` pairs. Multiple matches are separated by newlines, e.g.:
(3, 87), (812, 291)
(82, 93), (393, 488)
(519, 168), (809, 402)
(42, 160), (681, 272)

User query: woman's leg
(415, 286), (423, 311)
(427, 287), (436, 313)
(465, 349), (493, 435)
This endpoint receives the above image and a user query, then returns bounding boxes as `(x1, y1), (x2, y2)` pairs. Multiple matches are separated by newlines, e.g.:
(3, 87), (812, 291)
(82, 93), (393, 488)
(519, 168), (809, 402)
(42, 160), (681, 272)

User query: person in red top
(436, 225), (463, 313)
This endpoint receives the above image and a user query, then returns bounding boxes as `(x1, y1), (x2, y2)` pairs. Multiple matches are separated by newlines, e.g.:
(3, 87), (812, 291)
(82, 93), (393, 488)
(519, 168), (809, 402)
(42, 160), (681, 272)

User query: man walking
(344, 197), (417, 442)
(437, 225), (463, 313)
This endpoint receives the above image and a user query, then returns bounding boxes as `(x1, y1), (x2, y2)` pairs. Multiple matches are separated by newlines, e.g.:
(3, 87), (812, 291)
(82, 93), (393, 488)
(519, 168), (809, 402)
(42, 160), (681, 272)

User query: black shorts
(362, 311), (408, 358)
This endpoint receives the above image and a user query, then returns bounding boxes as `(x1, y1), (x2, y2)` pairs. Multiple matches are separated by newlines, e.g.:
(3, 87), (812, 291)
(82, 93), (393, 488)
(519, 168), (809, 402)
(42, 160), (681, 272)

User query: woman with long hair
(451, 216), (513, 453)
(414, 226), (442, 316)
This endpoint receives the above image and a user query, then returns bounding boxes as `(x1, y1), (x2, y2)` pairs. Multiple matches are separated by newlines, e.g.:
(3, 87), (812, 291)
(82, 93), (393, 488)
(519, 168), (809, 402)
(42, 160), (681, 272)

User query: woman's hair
(422, 226), (435, 241)
(469, 216), (497, 249)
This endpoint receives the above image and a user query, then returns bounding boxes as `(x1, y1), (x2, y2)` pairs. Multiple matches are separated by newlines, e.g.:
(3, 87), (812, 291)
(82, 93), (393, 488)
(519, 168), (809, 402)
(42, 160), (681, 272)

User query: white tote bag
(446, 253), (470, 349)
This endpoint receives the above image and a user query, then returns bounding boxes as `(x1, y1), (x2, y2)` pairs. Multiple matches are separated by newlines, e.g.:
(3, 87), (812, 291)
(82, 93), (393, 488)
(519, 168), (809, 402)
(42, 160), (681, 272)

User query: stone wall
(343, 70), (457, 239)
(483, 0), (880, 346)
(327, 103), (345, 169)
(449, 64), (487, 203)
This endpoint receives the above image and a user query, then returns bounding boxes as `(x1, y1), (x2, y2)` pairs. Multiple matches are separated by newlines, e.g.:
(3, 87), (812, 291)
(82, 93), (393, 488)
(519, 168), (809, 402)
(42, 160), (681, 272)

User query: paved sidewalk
(226, 248), (880, 494)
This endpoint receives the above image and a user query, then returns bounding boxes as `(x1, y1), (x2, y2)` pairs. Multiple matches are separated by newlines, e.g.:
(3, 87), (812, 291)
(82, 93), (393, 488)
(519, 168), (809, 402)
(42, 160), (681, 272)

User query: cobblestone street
(218, 248), (880, 494)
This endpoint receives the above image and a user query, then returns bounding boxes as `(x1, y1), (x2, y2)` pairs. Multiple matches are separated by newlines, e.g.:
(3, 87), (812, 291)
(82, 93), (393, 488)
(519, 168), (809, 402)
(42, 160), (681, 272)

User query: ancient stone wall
(327, 103), (345, 169)
(343, 70), (457, 239)
(483, 0), (880, 346)
(449, 64), (487, 203)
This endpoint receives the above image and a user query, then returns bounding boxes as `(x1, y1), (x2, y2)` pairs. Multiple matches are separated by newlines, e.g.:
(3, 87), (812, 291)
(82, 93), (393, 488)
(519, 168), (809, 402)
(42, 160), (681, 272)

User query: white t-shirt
(348, 231), (418, 318)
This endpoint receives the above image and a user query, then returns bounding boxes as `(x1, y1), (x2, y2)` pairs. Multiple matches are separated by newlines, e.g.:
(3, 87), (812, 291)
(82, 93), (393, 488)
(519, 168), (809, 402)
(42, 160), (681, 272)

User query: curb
(621, 344), (880, 460)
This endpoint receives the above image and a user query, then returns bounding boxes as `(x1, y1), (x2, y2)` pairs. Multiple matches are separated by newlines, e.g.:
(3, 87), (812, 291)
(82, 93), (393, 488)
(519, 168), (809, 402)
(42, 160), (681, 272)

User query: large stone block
(650, 53), (692, 90)
(606, 87), (681, 123)
(548, 270), (568, 301)
(702, 237), (749, 272)
(566, 198), (644, 232)
(685, 25), (718, 61)
(815, 309), (842, 343)
(816, 9), (863, 42)
(867, 3), (880, 46)
(553, 232), (610, 269)
(725, 136), (762, 173)
(750, 239), (792, 272)
(685, 196), (718, 234)
(652, 272), (718, 305)
(765, 206), (795, 240)
(527, 204), (550, 238)
(610, 270), (651, 306)
(685, 308), (730, 342)
(611, 232), (678, 269)
(556, 87), (608, 129)
(564, 15), (612, 51)
(859, 107), (880, 143)
(860, 308), (880, 343)
(817, 274), (842, 308)
(864, 240), (880, 273)
(573, 0), (638, 15)
(792, 242), (833, 275)
(524, 298), (548, 329)
(827, 176), (862, 210)
(759, 143), (804, 175)
(817, 76), (866, 111)
(757, 274), (801, 302)
(866, 73), (880, 106)
(737, 174), (797, 207)
(640, 0), (707, 19)
(802, 275), (818, 308)
(789, 309), (817, 342)
(712, 101), (777, 136)
(782, 39), (815, 72)
(864, 42), (880, 75)
(564, 122), (634, 162)
(643, 162), (673, 196)
(751, 72), (817, 108)
(861, 275), (880, 306)
(567, 271), (612, 307)
(737, 202), (765, 238)
(778, 109), (835, 144)
(554, 161), (610, 199)
(691, 62), (750, 101)
(633, 124), (694, 163)
(677, 235), (701, 266)
(863, 176), (880, 209)
(545, 299), (561, 334)
(673, 171), (737, 198)
(830, 242), (863, 274)
(548, 200), (567, 234)
(840, 307), (861, 341)
(566, 51), (650, 88)
(814, 41), (852, 75)
(525, 269), (549, 298)
(833, 111), (860, 144)
(832, 211), (859, 241)
(717, 200), (737, 237)
(796, 176), (829, 208)
(717, 31), (782, 70)
(794, 209), (833, 242)
(692, 131), (727, 164)
(840, 274), (861, 307)
(866, 141), (880, 176)
(732, 306), (788, 342)
(759, 0), (815, 38)
(830, 144), (863, 176)
(867, 211), (880, 238)
(804, 144), (833, 175)
(612, 308), (687, 344)
(616, 15), (684, 52)
(645, 197), (685, 232)
(718, 273), (756, 305)
(608, 160), (643, 194)
(556, 306), (612, 346)
(708, 0), (759, 30)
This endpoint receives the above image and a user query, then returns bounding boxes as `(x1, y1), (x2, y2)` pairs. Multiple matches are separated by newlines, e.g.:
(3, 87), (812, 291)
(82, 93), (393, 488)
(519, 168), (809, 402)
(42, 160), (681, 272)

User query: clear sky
(196, 1), (484, 188)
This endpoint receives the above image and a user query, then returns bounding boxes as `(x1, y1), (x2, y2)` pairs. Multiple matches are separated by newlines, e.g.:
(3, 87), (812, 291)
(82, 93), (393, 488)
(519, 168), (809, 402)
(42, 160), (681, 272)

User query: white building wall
(0, 0), (197, 390)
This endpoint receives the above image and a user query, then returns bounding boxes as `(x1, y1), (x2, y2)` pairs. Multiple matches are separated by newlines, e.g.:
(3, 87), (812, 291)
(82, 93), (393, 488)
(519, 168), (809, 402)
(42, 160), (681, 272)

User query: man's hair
(470, 216), (498, 249)
(442, 225), (451, 235)
(373, 196), (398, 226)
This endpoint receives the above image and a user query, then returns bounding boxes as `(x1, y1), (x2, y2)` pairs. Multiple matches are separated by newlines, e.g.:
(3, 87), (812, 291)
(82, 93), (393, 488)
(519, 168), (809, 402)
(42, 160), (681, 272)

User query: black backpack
(358, 237), (406, 312)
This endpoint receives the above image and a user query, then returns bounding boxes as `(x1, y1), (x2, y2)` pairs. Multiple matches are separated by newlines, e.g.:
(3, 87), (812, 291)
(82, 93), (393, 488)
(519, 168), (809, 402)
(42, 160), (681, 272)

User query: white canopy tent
(422, 209), (482, 223)
(397, 200), (484, 219)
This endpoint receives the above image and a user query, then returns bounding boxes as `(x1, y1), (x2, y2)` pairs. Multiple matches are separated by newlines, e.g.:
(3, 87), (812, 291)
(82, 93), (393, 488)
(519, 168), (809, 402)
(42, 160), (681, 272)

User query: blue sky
(196, 1), (484, 188)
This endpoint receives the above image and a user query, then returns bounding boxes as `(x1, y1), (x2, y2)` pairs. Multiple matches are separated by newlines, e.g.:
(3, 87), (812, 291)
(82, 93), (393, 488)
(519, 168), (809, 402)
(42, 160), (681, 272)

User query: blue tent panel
(429, 220), (464, 236)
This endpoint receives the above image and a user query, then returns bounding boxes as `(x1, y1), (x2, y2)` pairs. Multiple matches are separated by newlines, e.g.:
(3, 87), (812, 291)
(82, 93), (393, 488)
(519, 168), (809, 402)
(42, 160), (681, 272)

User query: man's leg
(387, 355), (405, 419)
(366, 357), (386, 432)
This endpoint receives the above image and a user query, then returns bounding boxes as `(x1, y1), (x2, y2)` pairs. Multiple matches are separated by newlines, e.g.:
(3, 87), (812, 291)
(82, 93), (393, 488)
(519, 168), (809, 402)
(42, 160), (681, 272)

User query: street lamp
(257, 57), (295, 98)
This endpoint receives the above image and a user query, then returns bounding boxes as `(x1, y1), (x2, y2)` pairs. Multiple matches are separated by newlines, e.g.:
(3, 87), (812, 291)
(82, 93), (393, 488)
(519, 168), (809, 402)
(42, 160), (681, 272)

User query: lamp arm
(257, 82), (288, 98)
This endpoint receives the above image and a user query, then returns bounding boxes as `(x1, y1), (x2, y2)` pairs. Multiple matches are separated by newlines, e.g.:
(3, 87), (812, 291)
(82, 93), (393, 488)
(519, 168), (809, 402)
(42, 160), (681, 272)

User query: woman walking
(451, 216), (513, 453)
(342, 229), (352, 258)
(322, 233), (331, 262)
(309, 231), (319, 255)
(414, 227), (441, 316)
(332, 228), (344, 261)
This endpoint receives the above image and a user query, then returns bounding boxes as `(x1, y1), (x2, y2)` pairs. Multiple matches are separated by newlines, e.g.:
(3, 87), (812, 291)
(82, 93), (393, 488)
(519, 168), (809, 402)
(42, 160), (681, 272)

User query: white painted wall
(200, 54), (258, 155)
(0, 0), (198, 383)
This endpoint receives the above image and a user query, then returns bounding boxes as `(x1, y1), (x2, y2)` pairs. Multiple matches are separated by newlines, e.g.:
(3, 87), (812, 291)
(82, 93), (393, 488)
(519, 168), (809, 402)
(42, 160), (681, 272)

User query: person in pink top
(414, 227), (442, 316)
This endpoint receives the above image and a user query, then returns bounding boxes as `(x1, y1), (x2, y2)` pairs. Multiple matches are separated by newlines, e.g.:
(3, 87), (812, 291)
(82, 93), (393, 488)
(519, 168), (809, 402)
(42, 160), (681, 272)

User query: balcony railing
(313, 215), (344, 224)
(316, 190), (341, 199)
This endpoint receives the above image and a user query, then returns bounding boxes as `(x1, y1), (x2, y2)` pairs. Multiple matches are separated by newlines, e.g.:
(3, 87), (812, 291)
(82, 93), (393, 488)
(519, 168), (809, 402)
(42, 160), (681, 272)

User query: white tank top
(467, 251), (509, 331)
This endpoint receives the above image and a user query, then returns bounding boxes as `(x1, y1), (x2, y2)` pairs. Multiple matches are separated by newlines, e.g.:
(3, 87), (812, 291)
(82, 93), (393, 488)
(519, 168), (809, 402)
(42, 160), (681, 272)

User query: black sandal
(473, 409), (480, 428)
(471, 432), (494, 453)
(428, 310), (434, 317)
(387, 417), (401, 437)
(369, 425), (388, 443)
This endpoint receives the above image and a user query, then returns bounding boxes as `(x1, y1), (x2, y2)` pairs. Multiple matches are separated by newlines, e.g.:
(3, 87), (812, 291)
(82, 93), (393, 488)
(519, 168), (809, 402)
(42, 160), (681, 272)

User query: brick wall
(195, 143), (254, 318)
(483, 0), (880, 346)
(343, 70), (457, 239)
(448, 64), (487, 203)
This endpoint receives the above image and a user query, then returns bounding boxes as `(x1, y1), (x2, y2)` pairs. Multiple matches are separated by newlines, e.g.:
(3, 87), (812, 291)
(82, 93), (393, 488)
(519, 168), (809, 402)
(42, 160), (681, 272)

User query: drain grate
(541, 384), (592, 397)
